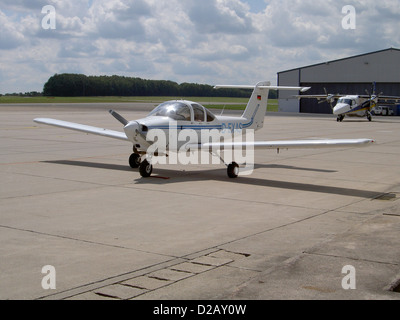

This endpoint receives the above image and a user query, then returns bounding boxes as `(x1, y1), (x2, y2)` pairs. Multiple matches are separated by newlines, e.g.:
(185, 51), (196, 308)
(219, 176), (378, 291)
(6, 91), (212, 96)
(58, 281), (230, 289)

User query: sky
(0, 0), (399, 94)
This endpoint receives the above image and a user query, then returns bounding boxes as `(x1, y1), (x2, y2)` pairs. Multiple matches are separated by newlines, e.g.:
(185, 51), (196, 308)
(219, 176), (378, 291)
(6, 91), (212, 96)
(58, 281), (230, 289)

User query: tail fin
(242, 81), (271, 130)
(214, 81), (311, 131)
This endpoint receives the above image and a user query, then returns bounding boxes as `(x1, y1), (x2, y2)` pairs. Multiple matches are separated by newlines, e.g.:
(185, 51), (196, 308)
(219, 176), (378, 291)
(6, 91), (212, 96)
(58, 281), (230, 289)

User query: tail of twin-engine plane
(214, 81), (311, 131)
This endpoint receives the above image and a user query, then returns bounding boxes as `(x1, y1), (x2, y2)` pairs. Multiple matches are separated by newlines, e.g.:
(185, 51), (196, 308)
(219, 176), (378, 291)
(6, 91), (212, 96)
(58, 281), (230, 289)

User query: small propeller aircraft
(295, 83), (400, 122)
(34, 81), (374, 178)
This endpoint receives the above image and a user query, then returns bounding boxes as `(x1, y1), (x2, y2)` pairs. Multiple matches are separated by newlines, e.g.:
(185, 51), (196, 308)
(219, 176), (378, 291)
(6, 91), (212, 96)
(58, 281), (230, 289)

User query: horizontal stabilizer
(214, 84), (311, 93)
(34, 118), (128, 141)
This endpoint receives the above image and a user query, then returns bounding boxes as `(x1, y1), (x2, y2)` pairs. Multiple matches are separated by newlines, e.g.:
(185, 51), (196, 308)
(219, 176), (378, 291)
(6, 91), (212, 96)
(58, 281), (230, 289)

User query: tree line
(43, 73), (277, 98)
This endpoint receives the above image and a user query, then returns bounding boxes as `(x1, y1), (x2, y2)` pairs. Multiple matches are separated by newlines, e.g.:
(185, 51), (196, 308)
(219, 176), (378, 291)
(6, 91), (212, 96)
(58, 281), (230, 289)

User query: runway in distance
(34, 81), (374, 178)
(295, 83), (400, 122)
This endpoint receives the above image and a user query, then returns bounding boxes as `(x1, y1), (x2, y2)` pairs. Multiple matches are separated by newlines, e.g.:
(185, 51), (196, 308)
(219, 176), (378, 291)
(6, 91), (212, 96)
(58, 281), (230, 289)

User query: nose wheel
(337, 115), (344, 122)
(139, 159), (153, 177)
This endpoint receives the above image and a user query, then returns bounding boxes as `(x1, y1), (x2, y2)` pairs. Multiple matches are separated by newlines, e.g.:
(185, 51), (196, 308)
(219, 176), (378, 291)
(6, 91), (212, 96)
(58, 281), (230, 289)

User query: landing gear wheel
(337, 115), (344, 122)
(139, 159), (153, 177)
(129, 153), (141, 168)
(367, 113), (372, 122)
(227, 162), (239, 178)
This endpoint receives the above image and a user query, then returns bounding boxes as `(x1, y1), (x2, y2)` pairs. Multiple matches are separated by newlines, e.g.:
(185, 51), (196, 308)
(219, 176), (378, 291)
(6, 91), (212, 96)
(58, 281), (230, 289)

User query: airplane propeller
(317, 88), (336, 109)
(365, 84), (382, 103)
(109, 109), (129, 126)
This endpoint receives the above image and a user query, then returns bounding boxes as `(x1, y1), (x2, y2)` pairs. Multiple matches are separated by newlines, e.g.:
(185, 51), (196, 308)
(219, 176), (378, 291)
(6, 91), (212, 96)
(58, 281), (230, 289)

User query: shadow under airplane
(43, 159), (388, 200)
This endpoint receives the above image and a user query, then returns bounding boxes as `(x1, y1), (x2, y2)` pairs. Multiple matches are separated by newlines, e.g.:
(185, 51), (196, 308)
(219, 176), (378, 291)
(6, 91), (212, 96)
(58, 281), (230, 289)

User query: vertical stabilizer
(241, 81), (271, 131)
(214, 81), (310, 131)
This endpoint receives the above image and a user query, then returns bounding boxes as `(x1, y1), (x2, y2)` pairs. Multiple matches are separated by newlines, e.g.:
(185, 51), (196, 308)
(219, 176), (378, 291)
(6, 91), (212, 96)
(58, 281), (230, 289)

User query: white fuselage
(333, 95), (375, 117)
(124, 114), (256, 154)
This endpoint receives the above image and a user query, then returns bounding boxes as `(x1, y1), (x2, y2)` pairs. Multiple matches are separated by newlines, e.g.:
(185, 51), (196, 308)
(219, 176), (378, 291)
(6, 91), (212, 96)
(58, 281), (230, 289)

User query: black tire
(139, 159), (153, 177)
(227, 162), (239, 178)
(129, 153), (141, 168)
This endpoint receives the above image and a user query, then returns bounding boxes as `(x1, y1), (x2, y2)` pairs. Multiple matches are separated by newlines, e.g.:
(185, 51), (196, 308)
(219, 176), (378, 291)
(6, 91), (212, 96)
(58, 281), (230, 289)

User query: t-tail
(214, 81), (311, 131)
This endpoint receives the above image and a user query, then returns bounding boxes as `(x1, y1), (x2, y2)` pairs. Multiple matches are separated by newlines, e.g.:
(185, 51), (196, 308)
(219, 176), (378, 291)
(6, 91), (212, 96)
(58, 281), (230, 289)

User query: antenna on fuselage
(220, 104), (226, 116)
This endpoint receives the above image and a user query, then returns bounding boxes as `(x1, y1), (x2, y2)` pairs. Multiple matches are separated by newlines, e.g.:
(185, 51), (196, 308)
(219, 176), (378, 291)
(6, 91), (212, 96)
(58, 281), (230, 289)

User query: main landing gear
(129, 153), (141, 168)
(129, 152), (241, 179)
(227, 162), (239, 178)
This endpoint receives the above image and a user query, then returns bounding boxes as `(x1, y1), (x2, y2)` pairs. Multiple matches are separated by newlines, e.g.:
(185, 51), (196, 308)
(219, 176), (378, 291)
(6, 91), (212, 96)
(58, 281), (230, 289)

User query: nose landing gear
(337, 115), (345, 122)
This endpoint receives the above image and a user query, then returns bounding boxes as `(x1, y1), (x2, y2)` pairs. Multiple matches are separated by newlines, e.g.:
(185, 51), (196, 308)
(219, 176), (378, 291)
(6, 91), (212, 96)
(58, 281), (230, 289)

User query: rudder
(242, 81), (271, 131)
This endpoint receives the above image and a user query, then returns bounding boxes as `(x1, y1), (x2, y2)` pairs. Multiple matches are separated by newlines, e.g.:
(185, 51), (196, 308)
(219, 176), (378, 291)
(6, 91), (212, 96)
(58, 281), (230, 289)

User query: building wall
(277, 69), (300, 112)
(300, 49), (400, 83)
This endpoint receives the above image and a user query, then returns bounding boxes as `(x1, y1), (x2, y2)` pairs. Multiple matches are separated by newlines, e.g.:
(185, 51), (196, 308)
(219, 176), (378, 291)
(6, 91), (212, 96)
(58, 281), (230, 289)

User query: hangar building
(277, 48), (400, 114)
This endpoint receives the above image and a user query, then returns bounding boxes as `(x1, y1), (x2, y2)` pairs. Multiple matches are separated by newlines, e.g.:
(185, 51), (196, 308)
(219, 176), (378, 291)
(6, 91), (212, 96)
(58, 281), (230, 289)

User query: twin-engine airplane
(34, 81), (374, 178)
(296, 83), (400, 122)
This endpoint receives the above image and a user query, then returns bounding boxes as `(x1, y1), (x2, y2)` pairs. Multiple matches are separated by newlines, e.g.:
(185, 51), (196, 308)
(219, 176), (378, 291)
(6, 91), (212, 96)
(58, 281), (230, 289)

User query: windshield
(338, 98), (352, 105)
(148, 101), (191, 121)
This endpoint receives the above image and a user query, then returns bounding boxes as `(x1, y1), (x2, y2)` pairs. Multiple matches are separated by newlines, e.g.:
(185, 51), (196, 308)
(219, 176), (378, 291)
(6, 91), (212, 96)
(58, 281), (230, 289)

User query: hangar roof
(278, 48), (400, 83)
(278, 48), (400, 74)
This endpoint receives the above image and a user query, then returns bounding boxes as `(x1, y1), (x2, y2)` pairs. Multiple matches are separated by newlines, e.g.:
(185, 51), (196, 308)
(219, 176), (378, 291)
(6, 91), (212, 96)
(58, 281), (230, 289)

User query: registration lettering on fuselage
(222, 122), (243, 132)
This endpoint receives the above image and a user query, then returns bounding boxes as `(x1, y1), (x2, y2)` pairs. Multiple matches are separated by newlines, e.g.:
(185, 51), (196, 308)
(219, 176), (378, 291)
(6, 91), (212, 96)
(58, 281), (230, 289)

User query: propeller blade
(327, 94), (335, 102)
(109, 109), (129, 126)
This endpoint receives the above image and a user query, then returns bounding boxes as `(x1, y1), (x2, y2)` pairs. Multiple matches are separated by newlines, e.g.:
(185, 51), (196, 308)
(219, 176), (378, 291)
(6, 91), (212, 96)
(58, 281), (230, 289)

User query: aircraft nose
(333, 106), (340, 115)
(333, 104), (348, 115)
(123, 121), (141, 141)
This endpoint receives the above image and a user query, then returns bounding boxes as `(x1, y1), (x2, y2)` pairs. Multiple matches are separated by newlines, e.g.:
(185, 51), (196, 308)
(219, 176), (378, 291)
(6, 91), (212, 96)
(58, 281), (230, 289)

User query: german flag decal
(257, 95), (262, 100)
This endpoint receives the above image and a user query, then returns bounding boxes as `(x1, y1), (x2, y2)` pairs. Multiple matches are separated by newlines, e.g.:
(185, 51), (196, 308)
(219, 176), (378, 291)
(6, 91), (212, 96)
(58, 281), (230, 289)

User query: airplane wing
(187, 138), (374, 151)
(293, 94), (343, 100)
(377, 96), (400, 104)
(356, 95), (400, 105)
(34, 118), (129, 141)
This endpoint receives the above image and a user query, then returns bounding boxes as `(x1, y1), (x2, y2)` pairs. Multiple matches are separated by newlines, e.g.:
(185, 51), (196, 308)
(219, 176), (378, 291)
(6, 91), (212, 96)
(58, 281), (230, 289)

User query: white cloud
(0, 0), (399, 93)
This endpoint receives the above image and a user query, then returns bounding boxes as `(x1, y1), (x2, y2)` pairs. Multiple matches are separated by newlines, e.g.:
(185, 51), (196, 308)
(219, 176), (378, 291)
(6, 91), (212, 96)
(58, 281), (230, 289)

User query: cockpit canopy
(337, 98), (352, 105)
(337, 97), (357, 105)
(148, 101), (215, 122)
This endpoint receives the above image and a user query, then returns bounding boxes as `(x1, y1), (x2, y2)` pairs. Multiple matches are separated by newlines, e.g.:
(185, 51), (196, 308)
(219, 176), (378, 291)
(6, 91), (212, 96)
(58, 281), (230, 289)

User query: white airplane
(296, 83), (400, 122)
(34, 81), (374, 178)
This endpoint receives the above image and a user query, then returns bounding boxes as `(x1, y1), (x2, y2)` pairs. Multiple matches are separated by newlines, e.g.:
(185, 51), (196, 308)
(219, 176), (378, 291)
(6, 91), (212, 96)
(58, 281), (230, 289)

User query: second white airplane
(34, 81), (374, 178)
(296, 83), (400, 122)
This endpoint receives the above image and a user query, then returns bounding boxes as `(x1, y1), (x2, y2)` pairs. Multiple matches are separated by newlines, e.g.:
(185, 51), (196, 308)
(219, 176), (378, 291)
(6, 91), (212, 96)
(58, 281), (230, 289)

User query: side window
(176, 104), (191, 121)
(191, 104), (205, 122)
(205, 109), (215, 122)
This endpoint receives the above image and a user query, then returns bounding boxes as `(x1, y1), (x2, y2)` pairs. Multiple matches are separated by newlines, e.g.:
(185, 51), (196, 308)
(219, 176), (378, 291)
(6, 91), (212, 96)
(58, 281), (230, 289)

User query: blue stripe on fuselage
(344, 100), (374, 115)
